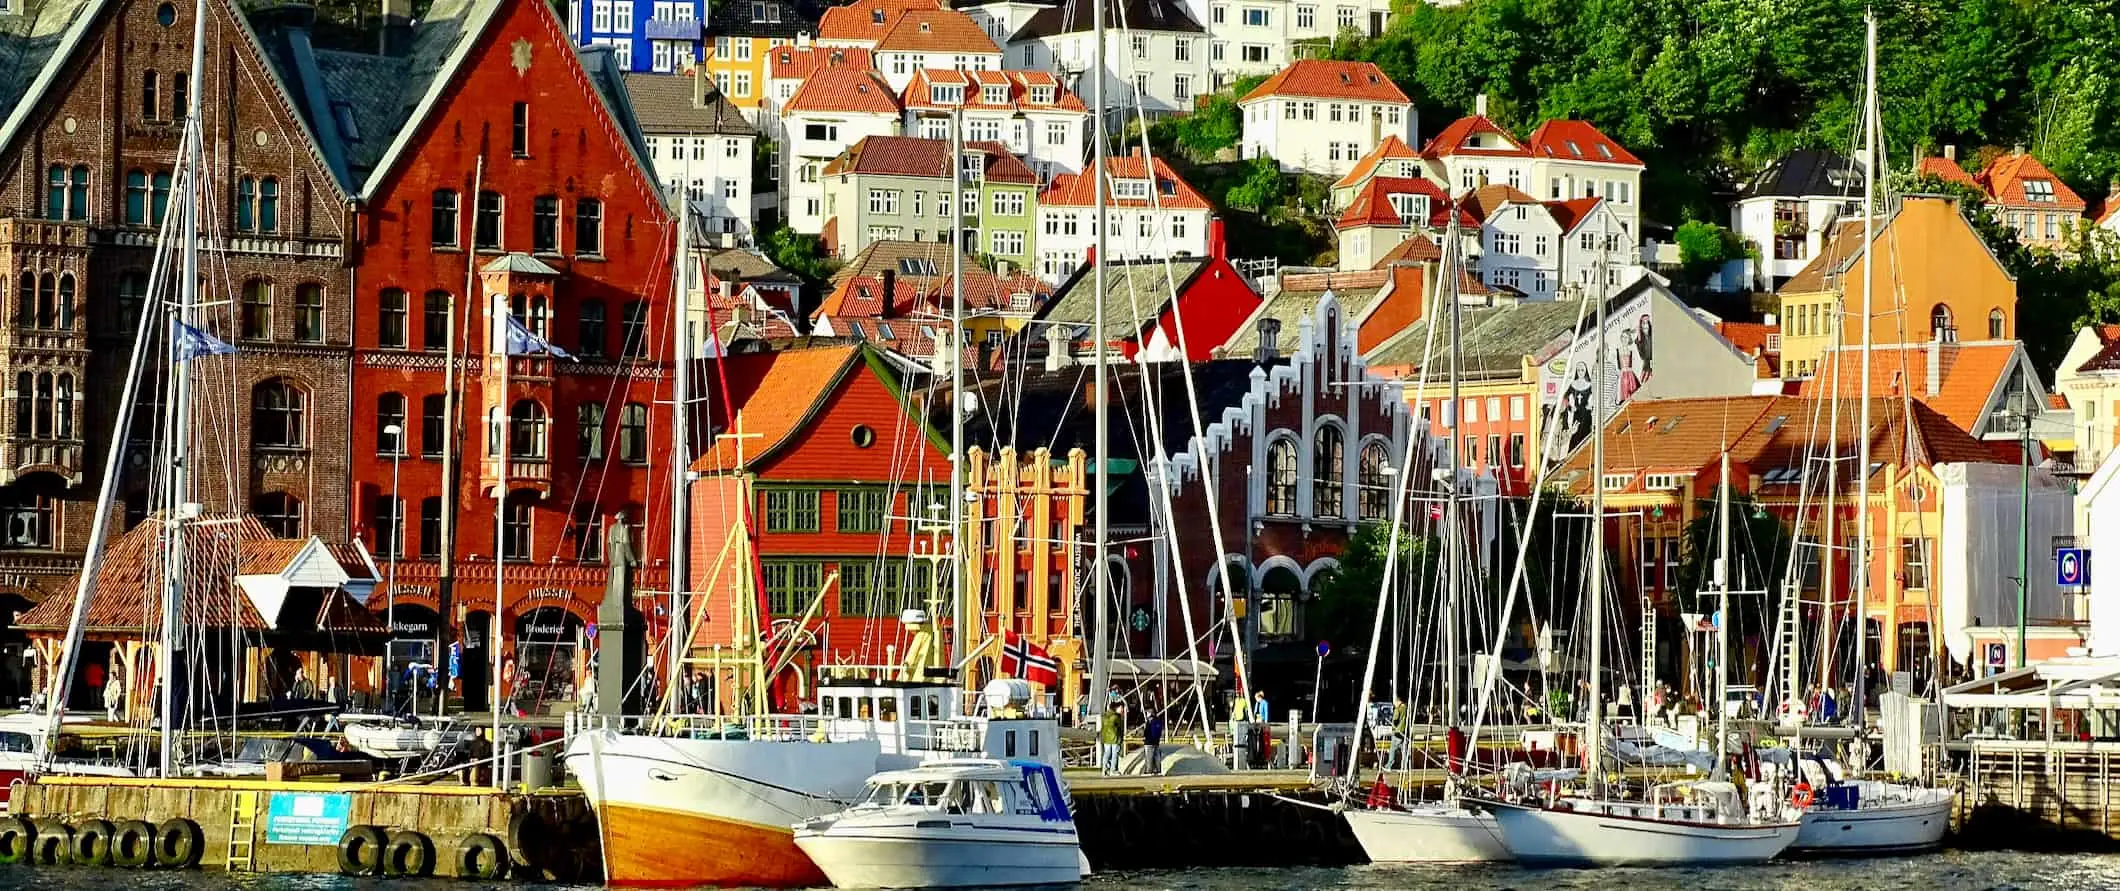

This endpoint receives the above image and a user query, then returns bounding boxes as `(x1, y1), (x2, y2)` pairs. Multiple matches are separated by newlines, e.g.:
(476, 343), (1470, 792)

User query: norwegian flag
(1000, 631), (1061, 687)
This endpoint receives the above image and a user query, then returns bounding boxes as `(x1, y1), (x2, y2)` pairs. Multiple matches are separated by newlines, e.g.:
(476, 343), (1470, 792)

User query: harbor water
(3, 852), (2118, 890)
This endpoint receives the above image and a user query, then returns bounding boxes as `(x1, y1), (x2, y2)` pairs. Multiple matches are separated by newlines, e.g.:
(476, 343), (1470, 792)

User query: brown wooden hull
(599, 800), (826, 887)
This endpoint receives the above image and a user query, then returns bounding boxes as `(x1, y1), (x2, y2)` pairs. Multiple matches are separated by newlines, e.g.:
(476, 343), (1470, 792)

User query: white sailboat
(793, 759), (1083, 888)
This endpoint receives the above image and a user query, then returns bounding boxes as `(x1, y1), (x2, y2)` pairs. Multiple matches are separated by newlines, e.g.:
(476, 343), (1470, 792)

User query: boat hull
(794, 829), (1082, 888)
(1791, 790), (1951, 854)
(1483, 800), (1799, 866)
(1344, 805), (1510, 863)
(565, 729), (882, 887)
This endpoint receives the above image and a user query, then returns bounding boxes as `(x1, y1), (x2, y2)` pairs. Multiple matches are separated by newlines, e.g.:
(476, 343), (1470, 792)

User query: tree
(1305, 524), (1441, 653)
(758, 223), (839, 287)
(1673, 220), (1751, 289)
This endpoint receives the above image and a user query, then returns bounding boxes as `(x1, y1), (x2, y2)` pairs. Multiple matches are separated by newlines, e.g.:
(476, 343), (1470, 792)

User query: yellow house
(1776, 194), (2017, 381)
(701, 1), (817, 112)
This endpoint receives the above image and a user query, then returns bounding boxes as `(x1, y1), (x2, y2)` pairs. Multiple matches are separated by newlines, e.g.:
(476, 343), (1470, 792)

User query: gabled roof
(1032, 257), (1215, 335)
(1334, 176), (1465, 230)
(1239, 59), (1408, 104)
(691, 346), (872, 472)
(1915, 156), (1980, 190)
(901, 68), (1084, 113)
(1544, 196), (1605, 235)
(785, 65), (901, 114)
(705, 0), (822, 40)
(873, 8), (1000, 54)
(1219, 271), (1388, 356)
(2073, 325), (2120, 374)
(1795, 341), (2037, 436)
(1039, 150), (1209, 209)
(1524, 119), (1642, 167)
(821, 135), (1036, 183)
(767, 44), (875, 80)
(1980, 151), (2087, 212)
(1716, 321), (1779, 356)
(1420, 114), (1527, 159)
(1365, 298), (1594, 379)
(1456, 184), (1538, 223)
(819, 0), (943, 44)
(1009, 0), (1201, 40)
(1333, 134), (1420, 190)
(622, 72), (759, 136)
(331, 0), (508, 199)
(1739, 148), (1864, 200)
(1373, 233), (1441, 266)
(829, 239), (981, 293)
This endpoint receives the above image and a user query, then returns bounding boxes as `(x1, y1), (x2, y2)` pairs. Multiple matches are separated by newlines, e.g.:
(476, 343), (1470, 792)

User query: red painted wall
(1141, 257), (1264, 362)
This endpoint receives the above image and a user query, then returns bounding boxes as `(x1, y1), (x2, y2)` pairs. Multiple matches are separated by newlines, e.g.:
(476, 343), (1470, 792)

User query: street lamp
(384, 423), (403, 712)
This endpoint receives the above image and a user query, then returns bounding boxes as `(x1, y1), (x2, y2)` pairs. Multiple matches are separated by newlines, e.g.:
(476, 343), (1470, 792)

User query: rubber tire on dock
(336, 825), (387, 876)
(454, 832), (509, 880)
(110, 821), (155, 869)
(70, 819), (114, 867)
(385, 830), (435, 878)
(505, 809), (543, 869)
(31, 822), (71, 866)
(153, 818), (203, 869)
(0, 815), (32, 865)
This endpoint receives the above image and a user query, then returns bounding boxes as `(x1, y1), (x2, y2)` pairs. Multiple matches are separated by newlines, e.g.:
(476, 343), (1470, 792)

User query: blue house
(575, 0), (711, 73)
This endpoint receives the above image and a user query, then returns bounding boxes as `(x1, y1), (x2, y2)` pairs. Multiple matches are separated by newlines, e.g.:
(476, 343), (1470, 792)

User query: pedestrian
(1390, 699), (1411, 770)
(1252, 690), (1272, 726)
(1616, 682), (1635, 720)
(1820, 685), (1839, 724)
(689, 672), (711, 714)
(1142, 708), (1165, 776)
(1099, 702), (1127, 775)
(103, 667), (125, 722)
(1251, 690), (1273, 768)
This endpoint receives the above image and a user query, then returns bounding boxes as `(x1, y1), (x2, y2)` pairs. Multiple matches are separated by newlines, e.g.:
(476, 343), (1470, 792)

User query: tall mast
(1442, 210), (1463, 728)
(1085, 0), (1112, 712)
(1584, 216), (1609, 794)
(157, 0), (210, 777)
(1852, 10), (1877, 729)
(670, 144), (694, 703)
(442, 156), (484, 719)
(491, 301), (508, 779)
(1714, 448), (1733, 771)
(949, 110), (968, 667)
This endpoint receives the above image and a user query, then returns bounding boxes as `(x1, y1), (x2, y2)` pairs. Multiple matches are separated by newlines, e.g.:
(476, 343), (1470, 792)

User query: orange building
(961, 446), (1087, 707)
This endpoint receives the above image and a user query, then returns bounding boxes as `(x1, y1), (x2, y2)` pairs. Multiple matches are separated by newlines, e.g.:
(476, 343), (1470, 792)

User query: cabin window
(1004, 730), (1018, 757)
(928, 694), (941, 719)
(836, 696), (853, 718)
(1029, 732), (1040, 757)
(878, 696), (898, 723)
(909, 695), (925, 720)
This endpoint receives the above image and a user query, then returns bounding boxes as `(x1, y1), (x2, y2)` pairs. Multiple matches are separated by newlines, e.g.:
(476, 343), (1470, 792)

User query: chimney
(381, 0), (414, 56)
(1943, 144), (1957, 163)
(1208, 216), (1226, 260)
(695, 65), (708, 107)
(879, 269), (897, 318)
(1926, 338), (1944, 398)
(1474, 93), (1487, 117)
(2014, 143), (2026, 157)
(719, 278), (735, 300)
(1043, 323), (1072, 371)
(1083, 244), (1096, 267)
(1254, 318), (1282, 364)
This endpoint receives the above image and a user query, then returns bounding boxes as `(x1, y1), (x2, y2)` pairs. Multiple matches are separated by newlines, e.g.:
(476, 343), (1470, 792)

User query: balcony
(644, 18), (703, 40)
(482, 456), (551, 496)
(1, 439), (83, 484)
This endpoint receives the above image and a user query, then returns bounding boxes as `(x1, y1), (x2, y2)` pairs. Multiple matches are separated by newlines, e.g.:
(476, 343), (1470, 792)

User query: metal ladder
(225, 790), (259, 871)
(417, 731), (466, 776)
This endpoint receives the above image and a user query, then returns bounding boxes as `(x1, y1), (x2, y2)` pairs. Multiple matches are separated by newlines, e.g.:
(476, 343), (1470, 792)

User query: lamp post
(384, 423), (403, 711)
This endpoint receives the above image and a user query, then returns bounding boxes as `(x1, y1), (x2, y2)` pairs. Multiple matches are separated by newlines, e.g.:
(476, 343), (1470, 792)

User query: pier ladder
(225, 790), (259, 871)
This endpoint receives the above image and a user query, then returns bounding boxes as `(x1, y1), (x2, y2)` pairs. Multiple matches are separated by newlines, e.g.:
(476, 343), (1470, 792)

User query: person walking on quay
(1142, 707), (1165, 776)
(103, 665), (125, 722)
(1616, 681), (1635, 720)
(1099, 702), (1128, 775)
(1251, 690), (1273, 768)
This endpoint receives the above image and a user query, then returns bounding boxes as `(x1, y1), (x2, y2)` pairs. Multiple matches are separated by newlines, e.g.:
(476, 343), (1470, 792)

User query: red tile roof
(818, 0), (942, 44)
(1420, 114), (1527, 159)
(694, 347), (868, 472)
(1372, 233), (1441, 266)
(1543, 196), (1605, 234)
(873, 9), (1001, 54)
(1334, 176), (1468, 230)
(1038, 150), (1210, 209)
(1915, 156), (1981, 190)
(767, 45), (876, 81)
(1455, 184), (1538, 223)
(1332, 134), (1421, 190)
(901, 69), (1085, 113)
(822, 135), (1037, 183)
(1793, 341), (2027, 435)
(1979, 151), (2087, 212)
(1716, 321), (1780, 356)
(1240, 60), (1409, 104)
(785, 66), (901, 115)
(1524, 119), (1643, 167)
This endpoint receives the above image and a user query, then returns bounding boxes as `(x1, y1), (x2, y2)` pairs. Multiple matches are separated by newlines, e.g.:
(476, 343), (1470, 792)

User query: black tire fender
(153, 818), (203, 869)
(110, 820), (155, 868)
(385, 829), (435, 877)
(505, 809), (543, 867)
(70, 818), (114, 867)
(0, 814), (32, 865)
(454, 831), (509, 880)
(31, 821), (71, 866)
(336, 825), (387, 876)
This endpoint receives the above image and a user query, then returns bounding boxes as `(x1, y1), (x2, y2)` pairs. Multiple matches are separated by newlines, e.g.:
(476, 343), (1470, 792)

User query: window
(1337, 4), (1355, 28)
(422, 290), (450, 352)
(258, 177), (279, 233)
(867, 189), (899, 215)
(377, 393), (407, 453)
(1174, 39), (1190, 62)
(172, 74), (189, 120)
(294, 283), (323, 343)
(253, 492), (303, 538)
(764, 489), (821, 532)
(532, 195), (560, 252)
(1900, 538), (1932, 589)
(1212, 40), (1225, 62)
(419, 497), (443, 558)
(151, 172), (171, 224)
(1242, 44), (1269, 63)
(1131, 34), (1147, 58)
(116, 271), (146, 333)
(763, 561), (824, 616)
(579, 299), (607, 357)
(510, 400), (548, 459)
(569, 505), (603, 563)
(378, 288), (408, 348)
(1989, 307), (2006, 340)
(1930, 304), (1955, 342)
(578, 403), (605, 460)
(432, 190), (460, 247)
(421, 394), (445, 457)
(1508, 433), (1525, 467)
(1295, 3), (1314, 27)
(1355, 440), (1390, 520)
(142, 70), (159, 120)
(837, 488), (887, 533)
(511, 102), (530, 156)
(2024, 179), (2056, 203)
(1242, 6), (1267, 25)
(241, 280), (272, 340)
(1265, 435), (1298, 515)
(125, 170), (148, 224)
(1312, 425), (1344, 518)
(373, 495), (404, 558)
(617, 403), (649, 463)
(733, 71), (752, 97)
(252, 379), (306, 448)
(992, 191), (1024, 216)
(475, 190), (503, 250)
(620, 300), (647, 358)
(502, 493), (534, 560)
(991, 230), (1025, 255)
(1211, 3), (1224, 23)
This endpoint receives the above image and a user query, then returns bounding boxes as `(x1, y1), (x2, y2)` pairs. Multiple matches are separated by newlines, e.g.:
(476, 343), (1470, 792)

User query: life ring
(385, 829), (435, 877)
(0, 815), (33, 865)
(31, 821), (72, 865)
(336, 825), (387, 876)
(454, 832), (510, 880)
(71, 818), (115, 867)
(110, 820), (156, 868)
(1789, 783), (1815, 809)
(154, 818), (203, 869)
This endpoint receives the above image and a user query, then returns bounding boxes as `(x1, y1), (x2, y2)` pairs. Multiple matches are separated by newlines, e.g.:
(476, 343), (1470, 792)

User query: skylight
(899, 258), (938, 276)
(2024, 179), (2057, 203)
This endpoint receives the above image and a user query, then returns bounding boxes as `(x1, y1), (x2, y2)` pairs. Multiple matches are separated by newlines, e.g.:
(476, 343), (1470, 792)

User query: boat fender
(0, 815), (33, 865)
(31, 821), (71, 866)
(454, 832), (509, 880)
(71, 818), (115, 867)
(110, 820), (156, 868)
(505, 810), (544, 867)
(154, 818), (204, 869)
(385, 830), (435, 877)
(336, 825), (387, 876)
(1790, 783), (1815, 809)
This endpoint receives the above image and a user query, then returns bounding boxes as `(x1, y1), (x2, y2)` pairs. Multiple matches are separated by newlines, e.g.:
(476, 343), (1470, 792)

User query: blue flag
(172, 321), (236, 361)
(505, 313), (575, 360)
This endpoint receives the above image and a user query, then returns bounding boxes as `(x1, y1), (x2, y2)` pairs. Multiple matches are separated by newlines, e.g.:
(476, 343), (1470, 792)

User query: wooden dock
(1948, 741), (2120, 851)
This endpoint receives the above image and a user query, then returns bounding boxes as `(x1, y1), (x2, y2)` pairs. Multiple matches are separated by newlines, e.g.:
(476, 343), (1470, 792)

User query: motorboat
(335, 713), (472, 760)
(1474, 781), (1801, 866)
(793, 758), (1081, 888)
(1784, 757), (1951, 854)
(192, 735), (346, 778)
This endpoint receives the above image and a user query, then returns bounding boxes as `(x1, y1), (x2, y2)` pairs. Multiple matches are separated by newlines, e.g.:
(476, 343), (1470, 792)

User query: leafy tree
(1222, 156), (1288, 212)
(1673, 220), (1752, 289)
(1305, 524), (1441, 656)
(759, 223), (838, 286)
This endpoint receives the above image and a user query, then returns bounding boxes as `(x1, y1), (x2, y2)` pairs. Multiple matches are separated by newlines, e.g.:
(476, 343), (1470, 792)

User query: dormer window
(931, 84), (963, 104)
(961, 153), (985, 183)
(1029, 85), (1054, 104)
(2024, 179), (2057, 203)
(1114, 178), (1148, 199)
(870, 8), (884, 23)
(982, 84), (1008, 104)
(1387, 193), (1426, 222)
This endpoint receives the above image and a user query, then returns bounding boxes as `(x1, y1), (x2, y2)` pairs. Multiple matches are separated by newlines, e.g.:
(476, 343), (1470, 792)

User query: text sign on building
(264, 792), (352, 846)
(2058, 548), (2091, 588)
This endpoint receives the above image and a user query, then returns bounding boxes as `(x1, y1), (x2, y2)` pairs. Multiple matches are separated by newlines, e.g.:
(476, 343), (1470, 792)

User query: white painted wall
(1239, 95), (1412, 177)
(782, 110), (902, 234)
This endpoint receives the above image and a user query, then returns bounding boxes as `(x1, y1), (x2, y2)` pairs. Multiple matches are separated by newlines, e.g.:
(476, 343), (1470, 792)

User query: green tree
(759, 223), (838, 286)
(1673, 220), (1751, 288)
(1305, 524), (1441, 654)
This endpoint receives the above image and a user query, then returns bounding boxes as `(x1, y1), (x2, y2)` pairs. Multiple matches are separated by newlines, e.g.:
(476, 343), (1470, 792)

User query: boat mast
(1584, 217), (1608, 795)
(1085, 0), (1112, 714)
(1442, 211), (1463, 729)
(670, 151), (693, 704)
(1714, 448), (1733, 773)
(950, 109), (968, 669)
(1852, 10), (1877, 730)
(491, 282), (509, 776)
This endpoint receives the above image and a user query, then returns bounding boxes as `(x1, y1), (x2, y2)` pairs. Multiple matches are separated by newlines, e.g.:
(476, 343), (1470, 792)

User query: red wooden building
(1027, 221), (1261, 362)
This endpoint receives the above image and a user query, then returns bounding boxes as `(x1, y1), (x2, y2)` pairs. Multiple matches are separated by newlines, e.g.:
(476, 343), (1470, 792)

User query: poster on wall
(1538, 292), (1654, 467)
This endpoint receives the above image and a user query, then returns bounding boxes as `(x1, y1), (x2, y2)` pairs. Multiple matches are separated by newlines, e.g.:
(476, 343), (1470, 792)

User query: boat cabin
(813, 677), (1061, 769)
(856, 760), (1071, 823)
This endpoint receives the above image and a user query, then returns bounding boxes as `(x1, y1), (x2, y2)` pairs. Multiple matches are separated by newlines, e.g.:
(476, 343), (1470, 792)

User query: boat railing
(562, 710), (989, 752)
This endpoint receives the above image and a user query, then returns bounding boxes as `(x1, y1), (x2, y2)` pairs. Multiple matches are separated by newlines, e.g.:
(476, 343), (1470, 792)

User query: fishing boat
(792, 758), (1082, 888)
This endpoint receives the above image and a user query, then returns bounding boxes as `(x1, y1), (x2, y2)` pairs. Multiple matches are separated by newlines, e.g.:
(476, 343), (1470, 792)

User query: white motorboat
(336, 714), (472, 760)
(793, 758), (1081, 888)
(1786, 758), (1951, 854)
(1476, 781), (1801, 866)
(1344, 802), (1508, 863)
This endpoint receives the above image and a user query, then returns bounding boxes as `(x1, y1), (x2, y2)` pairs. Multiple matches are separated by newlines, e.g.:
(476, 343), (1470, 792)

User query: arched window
(35, 274), (54, 330)
(1312, 424), (1344, 518)
(253, 492), (302, 538)
(510, 400), (548, 459)
(32, 373), (51, 439)
(617, 403), (648, 463)
(578, 402), (606, 461)
(55, 274), (73, 328)
(376, 393), (407, 453)
(252, 379), (307, 448)
(117, 272), (146, 333)
(502, 492), (535, 559)
(1358, 439), (1390, 520)
(1989, 307), (2006, 340)
(1930, 304), (1955, 342)
(11, 373), (29, 437)
(1265, 435), (1298, 516)
(294, 283), (323, 343)
(141, 70), (159, 120)
(241, 280), (272, 340)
